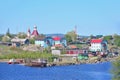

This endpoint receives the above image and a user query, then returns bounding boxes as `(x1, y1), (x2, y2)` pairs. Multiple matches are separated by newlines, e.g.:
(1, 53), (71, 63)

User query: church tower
(31, 25), (39, 37)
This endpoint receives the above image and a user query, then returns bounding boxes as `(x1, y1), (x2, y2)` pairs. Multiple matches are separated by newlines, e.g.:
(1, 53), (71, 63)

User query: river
(0, 62), (112, 80)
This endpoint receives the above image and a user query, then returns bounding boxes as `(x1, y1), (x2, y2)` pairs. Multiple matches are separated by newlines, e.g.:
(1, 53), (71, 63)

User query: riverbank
(0, 55), (119, 68)
(0, 59), (9, 62)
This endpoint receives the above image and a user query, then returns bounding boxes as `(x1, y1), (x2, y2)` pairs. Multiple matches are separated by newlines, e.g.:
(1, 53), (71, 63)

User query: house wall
(45, 37), (54, 46)
(54, 41), (61, 45)
(35, 40), (48, 48)
(66, 49), (88, 54)
(54, 39), (67, 46)
(24, 39), (29, 45)
(90, 43), (102, 51)
(52, 50), (61, 55)
(12, 42), (20, 47)
(61, 39), (67, 47)
(35, 40), (44, 46)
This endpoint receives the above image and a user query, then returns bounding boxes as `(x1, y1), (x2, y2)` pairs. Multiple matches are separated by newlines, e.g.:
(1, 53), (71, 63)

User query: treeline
(104, 34), (120, 47)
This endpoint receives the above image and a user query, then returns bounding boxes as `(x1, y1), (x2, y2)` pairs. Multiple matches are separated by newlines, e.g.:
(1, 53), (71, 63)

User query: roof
(11, 38), (28, 42)
(32, 30), (39, 36)
(53, 36), (61, 41)
(90, 39), (102, 43)
(69, 45), (77, 49)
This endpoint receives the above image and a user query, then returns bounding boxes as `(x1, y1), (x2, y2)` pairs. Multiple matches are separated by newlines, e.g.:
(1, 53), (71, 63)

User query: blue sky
(0, 0), (120, 35)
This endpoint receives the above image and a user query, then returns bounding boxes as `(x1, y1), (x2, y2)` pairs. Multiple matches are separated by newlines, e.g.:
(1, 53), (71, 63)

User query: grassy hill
(0, 45), (54, 60)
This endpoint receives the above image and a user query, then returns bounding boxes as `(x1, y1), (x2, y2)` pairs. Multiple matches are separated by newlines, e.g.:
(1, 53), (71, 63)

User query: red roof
(91, 39), (102, 43)
(32, 30), (39, 36)
(53, 37), (61, 41)
(69, 45), (77, 49)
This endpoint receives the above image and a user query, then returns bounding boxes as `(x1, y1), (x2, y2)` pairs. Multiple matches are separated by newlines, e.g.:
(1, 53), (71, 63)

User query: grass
(0, 45), (56, 62)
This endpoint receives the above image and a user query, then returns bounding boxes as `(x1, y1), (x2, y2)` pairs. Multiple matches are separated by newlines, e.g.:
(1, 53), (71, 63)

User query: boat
(25, 59), (47, 67)
(8, 59), (23, 64)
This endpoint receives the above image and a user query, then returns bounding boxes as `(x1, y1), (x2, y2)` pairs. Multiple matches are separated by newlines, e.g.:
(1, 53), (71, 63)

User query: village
(0, 26), (120, 67)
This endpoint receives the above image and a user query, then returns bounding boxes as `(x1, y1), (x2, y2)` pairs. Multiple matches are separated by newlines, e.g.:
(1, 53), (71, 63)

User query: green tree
(29, 38), (35, 44)
(114, 35), (120, 47)
(35, 34), (45, 39)
(65, 34), (72, 43)
(0, 35), (3, 41)
(103, 35), (113, 44)
(2, 35), (11, 42)
(6, 28), (11, 37)
(65, 30), (77, 43)
(17, 32), (27, 38)
(90, 34), (94, 39)
(111, 57), (120, 80)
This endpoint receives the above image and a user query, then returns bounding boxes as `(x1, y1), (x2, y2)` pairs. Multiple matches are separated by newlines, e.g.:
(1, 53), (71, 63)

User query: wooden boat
(25, 59), (47, 67)
(25, 62), (47, 67)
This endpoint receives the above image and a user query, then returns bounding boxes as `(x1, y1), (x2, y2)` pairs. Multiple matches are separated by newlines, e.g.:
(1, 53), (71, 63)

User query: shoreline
(0, 56), (118, 67)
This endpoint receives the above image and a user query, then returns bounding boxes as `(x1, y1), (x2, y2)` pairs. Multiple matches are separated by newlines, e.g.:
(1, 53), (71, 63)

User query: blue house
(35, 37), (54, 48)
(35, 36), (67, 48)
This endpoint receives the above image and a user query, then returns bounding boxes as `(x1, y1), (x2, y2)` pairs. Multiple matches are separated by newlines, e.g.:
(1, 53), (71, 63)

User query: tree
(29, 38), (35, 44)
(36, 34), (45, 39)
(90, 34), (94, 39)
(2, 35), (11, 42)
(17, 32), (27, 38)
(0, 35), (3, 41)
(6, 28), (11, 37)
(114, 35), (120, 47)
(65, 30), (77, 43)
(112, 57), (120, 80)
(103, 35), (113, 44)
(65, 34), (72, 43)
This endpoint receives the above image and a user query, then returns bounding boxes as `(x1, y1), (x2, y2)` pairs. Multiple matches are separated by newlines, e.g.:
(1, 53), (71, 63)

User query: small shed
(52, 50), (61, 56)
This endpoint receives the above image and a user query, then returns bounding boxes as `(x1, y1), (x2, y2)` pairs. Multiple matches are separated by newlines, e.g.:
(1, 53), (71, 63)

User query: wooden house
(11, 38), (29, 47)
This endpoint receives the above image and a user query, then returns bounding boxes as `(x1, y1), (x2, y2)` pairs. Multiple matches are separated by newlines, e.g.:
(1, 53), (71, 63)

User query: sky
(0, 0), (120, 35)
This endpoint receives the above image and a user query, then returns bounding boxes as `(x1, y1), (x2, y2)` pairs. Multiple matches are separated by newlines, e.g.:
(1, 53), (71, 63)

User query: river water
(0, 62), (112, 80)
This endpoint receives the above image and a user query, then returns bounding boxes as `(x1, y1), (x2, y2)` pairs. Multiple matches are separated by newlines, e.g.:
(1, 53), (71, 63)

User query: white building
(89, 39), (107, 52)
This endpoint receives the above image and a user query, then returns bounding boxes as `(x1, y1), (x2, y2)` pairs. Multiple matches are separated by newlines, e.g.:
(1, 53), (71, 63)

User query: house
(35, 37), (53, 48)
(0, 42), (12, 46)
(89, 39), (107, 52)
(35, 36), (67, 48)
(52, 36), (67, 47)
(11, 38), (29, 47)
(35, 38), (47, 47)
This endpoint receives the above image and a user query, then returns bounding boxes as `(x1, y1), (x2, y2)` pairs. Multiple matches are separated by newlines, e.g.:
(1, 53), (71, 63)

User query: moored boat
(25, 59), (47, 67)
(8, 59), (23, 64)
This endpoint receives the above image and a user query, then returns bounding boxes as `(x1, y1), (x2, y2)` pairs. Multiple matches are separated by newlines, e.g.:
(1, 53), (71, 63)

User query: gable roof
(32, 30), (39, 36)
(32, 26), (39, 36)
(90, 39), (102, 43)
